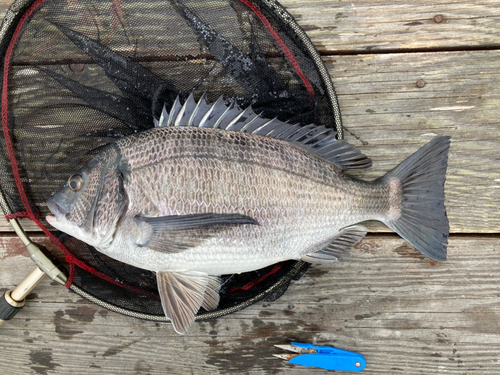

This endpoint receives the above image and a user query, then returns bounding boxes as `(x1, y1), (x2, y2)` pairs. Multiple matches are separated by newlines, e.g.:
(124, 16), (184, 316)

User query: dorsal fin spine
(156, 104), (169, 128)
(229, 108), (261, 132)
(214, 100), (236, 129)
(168, 96), (181, 127)
(188, 93), (201, 126)
(155, 94), (372, 171)
(199, 96), (223, 127)
(275, 124), (300, 140)
(263, 122), (288, 137)
(288, 125), (316, 142)
(312, 134), (339, 149)
(250, 117), (278, 135)
(174, 93), (192, 126)
(225, 107), (249, 131)
(239, 113), (267, 133)
(269, 123), (293, 138)
(305, 129), (333, 146)
(192, 93), (211, 126)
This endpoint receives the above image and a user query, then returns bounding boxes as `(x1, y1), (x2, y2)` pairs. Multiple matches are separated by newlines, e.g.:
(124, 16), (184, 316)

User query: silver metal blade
(274, 344), (301, 353)
(274, 344), (318, 354)
(272, 353), (299, 361)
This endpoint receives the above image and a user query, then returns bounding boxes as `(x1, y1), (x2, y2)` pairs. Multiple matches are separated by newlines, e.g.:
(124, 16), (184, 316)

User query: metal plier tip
(274, 342), (366, 372)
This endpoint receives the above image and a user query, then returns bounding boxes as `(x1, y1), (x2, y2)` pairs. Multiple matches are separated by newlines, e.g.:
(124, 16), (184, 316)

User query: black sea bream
(46, 93), (450, 334)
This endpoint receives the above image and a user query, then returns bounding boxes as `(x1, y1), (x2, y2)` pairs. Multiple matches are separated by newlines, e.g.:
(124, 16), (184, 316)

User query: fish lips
(46, 195), (97, 246)
(46, 196), (66, 224)
(46, 183), (84, 221)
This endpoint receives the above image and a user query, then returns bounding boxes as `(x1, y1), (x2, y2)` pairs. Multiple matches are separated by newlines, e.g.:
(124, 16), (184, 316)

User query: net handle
(0, 217), (67, 326)
(0, 267), (44, 326)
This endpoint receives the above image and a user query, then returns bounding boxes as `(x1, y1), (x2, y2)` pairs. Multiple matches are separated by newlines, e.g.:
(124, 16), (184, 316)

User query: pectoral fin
(135, 213), (259, 253)
(157, 271), (221, 335)
(301, 225), (367, 263)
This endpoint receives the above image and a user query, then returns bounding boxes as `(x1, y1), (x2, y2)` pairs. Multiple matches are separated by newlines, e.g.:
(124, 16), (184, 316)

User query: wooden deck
(1, 0), (499, 374)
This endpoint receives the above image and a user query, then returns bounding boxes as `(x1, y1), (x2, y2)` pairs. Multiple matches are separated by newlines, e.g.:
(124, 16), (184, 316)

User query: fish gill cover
(0, 0), (340, 319)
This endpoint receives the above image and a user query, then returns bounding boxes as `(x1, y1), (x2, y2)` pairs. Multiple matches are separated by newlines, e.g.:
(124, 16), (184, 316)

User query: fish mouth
(46, 197), (65, 224)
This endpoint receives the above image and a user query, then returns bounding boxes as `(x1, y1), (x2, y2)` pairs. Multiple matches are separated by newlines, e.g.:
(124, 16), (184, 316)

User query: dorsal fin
(154, 93), (372, 170)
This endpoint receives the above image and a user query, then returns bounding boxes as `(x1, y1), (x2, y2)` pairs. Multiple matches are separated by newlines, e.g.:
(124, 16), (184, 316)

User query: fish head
(46, 146), (127, 248)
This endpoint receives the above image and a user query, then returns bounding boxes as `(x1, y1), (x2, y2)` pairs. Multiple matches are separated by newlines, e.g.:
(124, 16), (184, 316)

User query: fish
(46, 93), (450, 334)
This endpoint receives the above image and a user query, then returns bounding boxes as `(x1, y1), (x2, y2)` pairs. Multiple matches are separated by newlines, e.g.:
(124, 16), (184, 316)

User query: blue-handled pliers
(274, 342), (366, 372)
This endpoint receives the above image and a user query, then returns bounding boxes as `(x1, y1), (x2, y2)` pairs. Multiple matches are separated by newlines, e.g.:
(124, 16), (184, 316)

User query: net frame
(0, 0), (343, 322)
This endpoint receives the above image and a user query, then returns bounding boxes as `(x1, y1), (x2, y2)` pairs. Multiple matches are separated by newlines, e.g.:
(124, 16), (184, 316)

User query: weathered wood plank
(327, 50), (500, 233)
(2, 49), (498, 233)
(1, 0), (499, 53)
(0, 218), (40, 232)
(1, 234), (499, 374)
(0, 0), (12, 18)
(280, 0), (500, 53)
(0, 1), (499, 375)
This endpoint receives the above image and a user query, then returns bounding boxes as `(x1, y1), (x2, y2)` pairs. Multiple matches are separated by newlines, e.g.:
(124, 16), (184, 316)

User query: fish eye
(68, 174), (84, 192)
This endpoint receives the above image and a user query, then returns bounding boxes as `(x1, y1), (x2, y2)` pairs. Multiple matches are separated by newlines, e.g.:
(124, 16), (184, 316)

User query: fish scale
(46, 94), (450, 334)
(105, 126), (388, 275)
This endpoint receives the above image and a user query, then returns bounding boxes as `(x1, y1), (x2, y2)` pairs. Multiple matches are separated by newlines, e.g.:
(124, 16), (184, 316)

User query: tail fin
(382, 136), (451, 261)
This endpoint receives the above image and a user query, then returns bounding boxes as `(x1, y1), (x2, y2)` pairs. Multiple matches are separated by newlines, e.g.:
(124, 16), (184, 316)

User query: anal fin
(301, 225), (367, 263)
(157, 271), (221, 335)
(201, 276), (221, 311)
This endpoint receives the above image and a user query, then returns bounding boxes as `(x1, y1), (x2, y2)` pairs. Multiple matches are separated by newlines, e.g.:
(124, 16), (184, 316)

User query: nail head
(69, 63), (85, 73)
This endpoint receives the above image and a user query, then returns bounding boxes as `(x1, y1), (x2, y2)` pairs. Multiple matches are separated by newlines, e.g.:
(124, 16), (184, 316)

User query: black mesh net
(0, 0), (340, 320)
